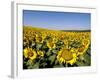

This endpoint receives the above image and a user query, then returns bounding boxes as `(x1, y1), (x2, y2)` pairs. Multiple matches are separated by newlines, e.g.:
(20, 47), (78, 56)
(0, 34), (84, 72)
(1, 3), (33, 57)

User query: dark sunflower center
(28, 50), (34, 57)
(37, 37), (42, 42)
(61, 50), (73, 61)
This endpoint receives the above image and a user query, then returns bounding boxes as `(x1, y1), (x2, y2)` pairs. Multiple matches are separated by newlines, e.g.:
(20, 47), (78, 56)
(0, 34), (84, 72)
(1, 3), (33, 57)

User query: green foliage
(48, 55), (56, 65)
(36, 43), (42, 50)
(76, 53), (91, 66)
(69, 40), (82, 48)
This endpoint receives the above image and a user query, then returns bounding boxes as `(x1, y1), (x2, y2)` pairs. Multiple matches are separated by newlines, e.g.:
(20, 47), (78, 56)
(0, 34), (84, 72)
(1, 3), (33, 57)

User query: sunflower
(37, 50), (44, 57)
(24, 48), (37, 60)
(77, 45), (88, 55)
(63, 40), (68, 49)
(82, 39), (90, 46)
(41, 32), (47, 40)
(57, 49), (77, 65)
(35, 34), (43, 43)
(77, 38), (90, 55)
(63, 40), (68, 45)
(47, 40), (56, 49)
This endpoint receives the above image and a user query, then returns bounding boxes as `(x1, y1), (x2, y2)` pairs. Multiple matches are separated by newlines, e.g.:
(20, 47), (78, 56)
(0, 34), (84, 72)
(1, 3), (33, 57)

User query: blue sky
(23, 10), (91, 30)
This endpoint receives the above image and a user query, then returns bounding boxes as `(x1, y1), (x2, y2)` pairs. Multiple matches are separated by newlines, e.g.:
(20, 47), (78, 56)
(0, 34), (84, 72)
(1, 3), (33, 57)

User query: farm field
(23, 26), (91, 69)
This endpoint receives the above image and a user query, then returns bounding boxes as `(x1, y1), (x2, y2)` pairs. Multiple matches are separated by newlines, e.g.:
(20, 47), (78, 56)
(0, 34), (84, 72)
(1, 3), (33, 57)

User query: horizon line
(23, 25), (91, 30)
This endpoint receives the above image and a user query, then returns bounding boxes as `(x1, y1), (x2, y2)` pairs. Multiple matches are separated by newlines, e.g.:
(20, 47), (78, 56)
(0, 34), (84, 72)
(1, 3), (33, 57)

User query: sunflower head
(36, 36), (42, 43)
(78, 45), (88, 55)
(63, 40), (68, 45)
(57, 49), (77, 65)
(82, 39), (90, 46)
(41, 32), (47, 40)
(24, 48), (37, 60)
(47, 40), (56, 49)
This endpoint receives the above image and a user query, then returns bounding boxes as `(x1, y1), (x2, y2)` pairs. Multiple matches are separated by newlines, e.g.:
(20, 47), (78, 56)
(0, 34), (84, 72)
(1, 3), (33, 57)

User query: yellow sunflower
(41, 32), (46, 40)
(57, 49), (77, 65)
(77, 39), (90, 55)
(82, 39), (90, 46)
(47, 41), (56, 49)
(77, 45), (89, 55)
(35, 34), (43, 43)
(24, 48), (37, 60)
(37, 50), (44, 57)
(63, 40), (68, 45)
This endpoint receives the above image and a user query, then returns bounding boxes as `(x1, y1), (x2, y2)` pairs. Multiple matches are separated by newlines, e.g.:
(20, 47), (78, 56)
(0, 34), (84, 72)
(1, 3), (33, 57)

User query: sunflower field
(23, 26), (91, 69)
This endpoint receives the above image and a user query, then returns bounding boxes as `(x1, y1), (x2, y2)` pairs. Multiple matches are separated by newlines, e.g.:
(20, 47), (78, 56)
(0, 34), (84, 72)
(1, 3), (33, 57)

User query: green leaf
(76, 61), (86, 66)
(26, 60), (34, 66)
(52, 49), (58, 54)
(56, 40), (64, 46)
(31, 42), (36, 48)
(42, 44), (48, 51)
(27, 66), (33, 69)
(32, 62), (39, 69)
(53, 63), (64, 68)
(76, 53), (91, 66)
(54, 60), (59, 65)
(40, 62), (47, 67)
(79, 55), (85, 61)
(36, 43), (42, 50)
(83, 54), (91, 65)
(48, 55), (56, 65)
(46, 50), (52, 56)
